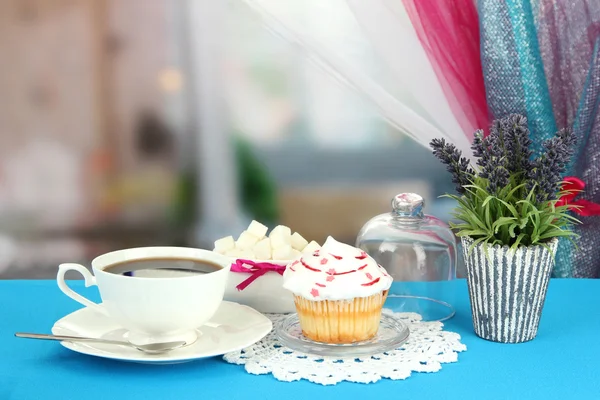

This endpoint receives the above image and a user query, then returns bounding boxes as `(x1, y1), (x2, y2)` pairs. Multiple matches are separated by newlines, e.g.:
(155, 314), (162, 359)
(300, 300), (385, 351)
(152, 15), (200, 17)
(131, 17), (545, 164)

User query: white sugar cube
(291, 249), (302, 258)
(236, 231), (260, 250)
(290, 232), (309, 251)
(247, 220), (268, 239)
(238, 249), (255, 259)
(225, 248), (255, 259)
(302, 240), (321, 254)
(214, 236), (235, 254)
(253, 238), (272, 260)
(272, 244), (294, 260)
(225, 248), (244, 258)
(270, 225), (292, 249)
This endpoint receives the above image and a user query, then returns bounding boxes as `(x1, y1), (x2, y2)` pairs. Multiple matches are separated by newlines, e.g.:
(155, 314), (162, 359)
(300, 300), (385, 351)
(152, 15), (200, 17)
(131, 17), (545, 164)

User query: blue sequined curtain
(478, 0), (600, 277)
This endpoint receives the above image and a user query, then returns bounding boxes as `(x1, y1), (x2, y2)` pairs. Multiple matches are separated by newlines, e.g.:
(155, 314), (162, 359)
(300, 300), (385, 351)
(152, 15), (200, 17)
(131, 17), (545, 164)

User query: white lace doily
(223, 310), (467, 385)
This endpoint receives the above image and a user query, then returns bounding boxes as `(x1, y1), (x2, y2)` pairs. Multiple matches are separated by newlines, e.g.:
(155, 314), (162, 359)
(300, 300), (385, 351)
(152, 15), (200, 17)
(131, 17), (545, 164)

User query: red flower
(557, 177), (600, 216)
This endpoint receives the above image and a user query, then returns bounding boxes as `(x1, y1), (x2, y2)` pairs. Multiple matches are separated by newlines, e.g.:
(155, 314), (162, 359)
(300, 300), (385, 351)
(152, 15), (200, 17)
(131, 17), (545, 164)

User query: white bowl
(224, 258), (296, 314)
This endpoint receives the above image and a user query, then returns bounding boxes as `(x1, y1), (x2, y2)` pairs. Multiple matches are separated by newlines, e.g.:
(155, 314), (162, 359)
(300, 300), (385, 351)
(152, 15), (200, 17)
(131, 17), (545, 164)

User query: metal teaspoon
(15, 332), (187, 354)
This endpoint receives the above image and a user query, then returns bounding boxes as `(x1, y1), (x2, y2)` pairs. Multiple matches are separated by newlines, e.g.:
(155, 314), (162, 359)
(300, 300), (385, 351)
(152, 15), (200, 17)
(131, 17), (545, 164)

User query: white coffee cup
(57, 247), (231, 345)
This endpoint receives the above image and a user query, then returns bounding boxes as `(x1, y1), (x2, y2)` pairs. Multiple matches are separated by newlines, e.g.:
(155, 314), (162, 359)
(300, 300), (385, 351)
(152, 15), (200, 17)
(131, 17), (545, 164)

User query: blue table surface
(1, 279), (599, 400)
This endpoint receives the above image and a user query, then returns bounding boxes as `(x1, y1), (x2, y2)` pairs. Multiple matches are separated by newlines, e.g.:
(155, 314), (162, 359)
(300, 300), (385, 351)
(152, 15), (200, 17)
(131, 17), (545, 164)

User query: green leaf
(484, 201), (492, 230)
(466, 236), (491, 257)
(492, 217), (517, 234)
(449, 223), (475, 231)
(490, 237), (504, 246)
(455, 230), (488, 237)
(510, 233), (526, 251)
(538, 230), (578, 240)
(505, 182), (527, 201)
(462, 208), (489, 232)
(508, 223), (518, 238)
(540, 214), (555, 230)
(518, 217), (529, 230)
(517, 199), (533, 220)
(528, 207), (541, 244)
(481, 195), (494, 209)
(525, 182), (537, 203)
(559, 213), (582, 224)
(447, 194), (474, 212)
(493, 198), (521, 219)
(482, 241), (492, 263)
(464, 184), (492, 203)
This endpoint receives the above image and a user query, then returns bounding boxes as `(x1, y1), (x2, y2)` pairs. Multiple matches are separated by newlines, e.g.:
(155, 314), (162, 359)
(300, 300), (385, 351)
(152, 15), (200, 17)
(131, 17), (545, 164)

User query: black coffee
(103, 257), (223, 277)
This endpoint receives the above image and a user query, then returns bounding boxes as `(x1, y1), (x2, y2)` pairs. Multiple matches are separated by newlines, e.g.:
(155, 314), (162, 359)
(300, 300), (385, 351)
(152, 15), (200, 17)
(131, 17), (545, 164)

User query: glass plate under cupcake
(275, 313), (409, 357)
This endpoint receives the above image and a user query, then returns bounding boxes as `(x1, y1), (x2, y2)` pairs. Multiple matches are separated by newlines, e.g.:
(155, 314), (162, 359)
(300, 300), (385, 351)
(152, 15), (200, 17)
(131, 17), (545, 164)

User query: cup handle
(57, 263), (108, 316)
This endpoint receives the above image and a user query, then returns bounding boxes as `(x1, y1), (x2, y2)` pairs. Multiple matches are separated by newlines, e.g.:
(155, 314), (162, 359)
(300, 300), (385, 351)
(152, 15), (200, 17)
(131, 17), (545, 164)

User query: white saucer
(51, 301), (272, 364)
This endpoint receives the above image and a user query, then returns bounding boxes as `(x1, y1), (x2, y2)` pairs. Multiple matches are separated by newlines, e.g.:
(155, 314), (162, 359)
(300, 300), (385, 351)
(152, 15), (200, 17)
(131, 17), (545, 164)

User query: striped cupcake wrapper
(461, 236), (558, 344)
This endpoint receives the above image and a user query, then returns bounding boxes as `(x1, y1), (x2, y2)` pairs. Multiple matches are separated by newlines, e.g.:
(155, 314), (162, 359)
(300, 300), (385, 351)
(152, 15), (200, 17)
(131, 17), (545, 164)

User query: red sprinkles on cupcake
(302, 259), (321, 272)
(361, 277), (381, 286)
(333, 269), (356, 276)
(284, 237), (391, 304)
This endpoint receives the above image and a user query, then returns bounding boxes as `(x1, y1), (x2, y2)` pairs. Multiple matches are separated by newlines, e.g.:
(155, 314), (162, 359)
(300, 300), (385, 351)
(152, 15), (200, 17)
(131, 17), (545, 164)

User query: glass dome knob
(392, 193), (424, 217)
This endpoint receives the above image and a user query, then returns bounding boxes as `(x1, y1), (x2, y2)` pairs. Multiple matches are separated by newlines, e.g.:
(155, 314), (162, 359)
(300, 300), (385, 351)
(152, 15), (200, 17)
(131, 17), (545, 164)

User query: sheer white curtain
(185, 0), (245, 245)
(183, 0), (473, 244)
(242, 0), (473, 157)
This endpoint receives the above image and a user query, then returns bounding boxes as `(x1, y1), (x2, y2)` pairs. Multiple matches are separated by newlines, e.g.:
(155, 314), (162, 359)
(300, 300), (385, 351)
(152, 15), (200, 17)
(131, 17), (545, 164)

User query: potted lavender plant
(430, 114), (579, 343)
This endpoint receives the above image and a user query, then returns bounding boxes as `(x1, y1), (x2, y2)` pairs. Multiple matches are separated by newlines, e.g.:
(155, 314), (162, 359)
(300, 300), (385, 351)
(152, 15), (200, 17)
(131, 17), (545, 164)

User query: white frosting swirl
(282, 236), (392, 300)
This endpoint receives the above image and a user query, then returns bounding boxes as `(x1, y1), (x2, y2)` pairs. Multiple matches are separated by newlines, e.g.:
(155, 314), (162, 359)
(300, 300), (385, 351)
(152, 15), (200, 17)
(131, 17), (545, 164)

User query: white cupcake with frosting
(283, 236), (392, 343)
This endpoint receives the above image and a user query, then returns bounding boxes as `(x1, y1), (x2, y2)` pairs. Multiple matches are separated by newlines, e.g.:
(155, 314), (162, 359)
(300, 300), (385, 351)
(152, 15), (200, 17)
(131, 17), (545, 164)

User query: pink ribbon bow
(230, 259), (287, 291)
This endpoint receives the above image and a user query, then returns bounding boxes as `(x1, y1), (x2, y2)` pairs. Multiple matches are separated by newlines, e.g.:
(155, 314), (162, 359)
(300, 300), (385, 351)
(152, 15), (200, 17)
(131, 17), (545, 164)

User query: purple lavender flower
(527, 128), (577, 202)
(470, 114), (537, 194)
(502, 114), (533, 175)
(471, 130), (486, 158)
(433, 114), (576, 201)
(430, 138), (474, 194)
(471, 118), (511, 193)
(471, 130), (497, 183)
(487, 163), (510, 195)
(471, 130), (491, 174)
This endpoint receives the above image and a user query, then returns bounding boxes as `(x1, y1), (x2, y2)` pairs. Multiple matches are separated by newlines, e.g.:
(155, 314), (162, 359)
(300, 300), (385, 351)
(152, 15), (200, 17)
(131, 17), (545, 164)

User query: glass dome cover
(356, 193), (457, 322)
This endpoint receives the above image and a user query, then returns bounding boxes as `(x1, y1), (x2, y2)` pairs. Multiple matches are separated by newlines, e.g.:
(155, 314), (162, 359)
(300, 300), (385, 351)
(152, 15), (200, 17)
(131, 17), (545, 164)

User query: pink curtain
(402, 0), (489, 139)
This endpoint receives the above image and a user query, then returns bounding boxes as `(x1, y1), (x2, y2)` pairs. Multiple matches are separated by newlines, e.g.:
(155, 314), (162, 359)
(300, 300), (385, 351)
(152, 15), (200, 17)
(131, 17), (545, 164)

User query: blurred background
(0, 0), (459, 279)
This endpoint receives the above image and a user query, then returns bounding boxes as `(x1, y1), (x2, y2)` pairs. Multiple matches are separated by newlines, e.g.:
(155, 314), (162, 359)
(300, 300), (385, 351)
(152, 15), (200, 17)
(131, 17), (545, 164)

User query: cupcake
(283, 236), (393, 344)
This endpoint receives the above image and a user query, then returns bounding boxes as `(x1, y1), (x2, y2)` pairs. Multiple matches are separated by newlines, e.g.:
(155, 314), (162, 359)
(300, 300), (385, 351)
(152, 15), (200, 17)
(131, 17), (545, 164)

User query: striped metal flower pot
(461, 236), (559, 343)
